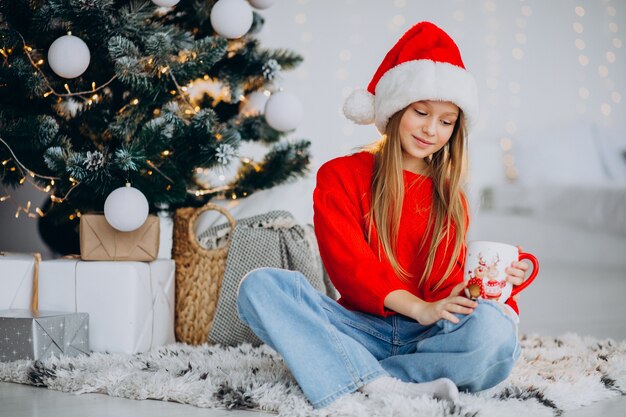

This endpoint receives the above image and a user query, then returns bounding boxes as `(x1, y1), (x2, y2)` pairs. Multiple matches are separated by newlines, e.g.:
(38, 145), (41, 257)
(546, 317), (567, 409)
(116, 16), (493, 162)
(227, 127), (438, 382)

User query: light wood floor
(1, 379), (625, 417)
(0, 382), (267, 417)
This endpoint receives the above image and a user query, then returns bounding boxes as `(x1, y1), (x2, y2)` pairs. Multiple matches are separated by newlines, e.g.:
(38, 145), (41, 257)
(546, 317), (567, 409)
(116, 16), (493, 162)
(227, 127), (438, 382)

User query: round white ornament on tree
(104, 183), (149, 232)
(264, 91), (303, 132)
(151, 0), (180, 6)
(47, 35), (91, 79)
(249, 0), (275, 9)
(210, 0), (254, 39)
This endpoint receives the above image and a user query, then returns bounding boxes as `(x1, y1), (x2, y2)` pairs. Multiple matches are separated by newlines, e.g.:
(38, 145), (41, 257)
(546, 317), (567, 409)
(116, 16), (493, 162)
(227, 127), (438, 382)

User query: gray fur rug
(1, 333), (625, 417)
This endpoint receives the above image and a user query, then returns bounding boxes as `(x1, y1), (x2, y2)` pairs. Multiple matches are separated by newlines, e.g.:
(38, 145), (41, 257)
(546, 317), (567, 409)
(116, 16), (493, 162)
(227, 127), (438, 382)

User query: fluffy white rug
(1, 333), (625, 417)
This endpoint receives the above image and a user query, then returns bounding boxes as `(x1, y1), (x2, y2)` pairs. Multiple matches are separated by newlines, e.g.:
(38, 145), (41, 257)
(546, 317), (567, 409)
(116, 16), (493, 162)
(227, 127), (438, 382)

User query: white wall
(257, 0), (625, 159)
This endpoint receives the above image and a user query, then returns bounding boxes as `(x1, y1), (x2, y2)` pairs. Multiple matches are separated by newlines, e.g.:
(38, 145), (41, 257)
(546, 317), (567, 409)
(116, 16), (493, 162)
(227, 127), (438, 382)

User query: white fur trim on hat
(343, 88), (375, 125)
(373, 60), (479, 133)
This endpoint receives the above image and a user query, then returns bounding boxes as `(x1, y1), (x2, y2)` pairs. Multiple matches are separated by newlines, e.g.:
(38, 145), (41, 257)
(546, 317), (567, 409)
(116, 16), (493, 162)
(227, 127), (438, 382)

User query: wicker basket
(172, 202), (236, 345)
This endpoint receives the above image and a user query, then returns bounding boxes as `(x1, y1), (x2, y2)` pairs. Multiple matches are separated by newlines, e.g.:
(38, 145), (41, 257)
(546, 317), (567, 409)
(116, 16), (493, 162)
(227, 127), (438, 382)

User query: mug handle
(510, 252), (540, 297)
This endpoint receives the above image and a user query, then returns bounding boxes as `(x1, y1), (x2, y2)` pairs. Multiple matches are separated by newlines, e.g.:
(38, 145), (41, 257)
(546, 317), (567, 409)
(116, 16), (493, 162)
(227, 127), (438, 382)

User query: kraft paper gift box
(79, 214), (159, 261)
(0, 253), (39, 310)
(0, 309), (89, 362)
(38, 259), (175, 354)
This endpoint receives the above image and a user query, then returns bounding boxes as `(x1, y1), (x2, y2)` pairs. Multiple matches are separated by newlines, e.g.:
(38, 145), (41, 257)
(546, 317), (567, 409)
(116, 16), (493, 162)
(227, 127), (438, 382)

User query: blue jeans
(236, 267), (521, 409)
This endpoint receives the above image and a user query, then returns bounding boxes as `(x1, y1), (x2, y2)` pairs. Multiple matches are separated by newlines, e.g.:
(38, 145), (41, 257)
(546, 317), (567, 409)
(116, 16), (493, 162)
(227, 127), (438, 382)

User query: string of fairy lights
(505, 1), (531, 182)
(605, 1), (622, 111)
(338, 0), (409, 150)
(481, 0), (529, 182)
(0, 29), (268, 219)
(574, 1), (622, 119)
(574, 5), (591, 117)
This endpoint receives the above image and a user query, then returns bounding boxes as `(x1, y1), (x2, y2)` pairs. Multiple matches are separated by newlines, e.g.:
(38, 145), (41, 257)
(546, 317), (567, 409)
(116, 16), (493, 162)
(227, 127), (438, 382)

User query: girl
(237, 21), (530, 409)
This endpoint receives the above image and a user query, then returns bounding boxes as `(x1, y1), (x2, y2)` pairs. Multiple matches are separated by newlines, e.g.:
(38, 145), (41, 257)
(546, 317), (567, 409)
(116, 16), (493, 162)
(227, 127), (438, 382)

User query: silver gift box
(0, 309), (89, 362)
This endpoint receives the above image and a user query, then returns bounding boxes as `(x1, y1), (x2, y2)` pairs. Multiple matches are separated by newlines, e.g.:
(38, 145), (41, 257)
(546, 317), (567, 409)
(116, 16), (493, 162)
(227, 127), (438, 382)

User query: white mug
(464, 240), (539, 303)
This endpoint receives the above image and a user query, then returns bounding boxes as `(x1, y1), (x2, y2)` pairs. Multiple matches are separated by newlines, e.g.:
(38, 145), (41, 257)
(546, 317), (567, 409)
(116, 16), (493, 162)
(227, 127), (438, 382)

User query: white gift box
(0, 253), (37, 310)
(38, 259), (175, 354)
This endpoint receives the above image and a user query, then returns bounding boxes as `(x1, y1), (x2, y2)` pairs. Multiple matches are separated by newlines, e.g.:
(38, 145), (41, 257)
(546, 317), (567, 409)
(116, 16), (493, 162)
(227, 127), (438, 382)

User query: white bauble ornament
(249, 0), (275, 9)
(47, 35), (91, 79)
(239, 90), (269, 116)
(210, 0), (254, 39)
(264, 91), (303, 132)
(151, 0), (180, 6)
(104, 183), (149, 232)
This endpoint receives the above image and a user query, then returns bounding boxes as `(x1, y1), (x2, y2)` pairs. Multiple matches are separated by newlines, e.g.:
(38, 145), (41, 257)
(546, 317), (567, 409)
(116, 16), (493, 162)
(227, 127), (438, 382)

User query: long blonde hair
(363, 105), (469, 290)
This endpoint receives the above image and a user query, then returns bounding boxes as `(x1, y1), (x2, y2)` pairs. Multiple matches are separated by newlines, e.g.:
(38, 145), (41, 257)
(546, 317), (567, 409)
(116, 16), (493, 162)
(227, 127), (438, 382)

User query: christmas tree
(0, 0), (310, 254)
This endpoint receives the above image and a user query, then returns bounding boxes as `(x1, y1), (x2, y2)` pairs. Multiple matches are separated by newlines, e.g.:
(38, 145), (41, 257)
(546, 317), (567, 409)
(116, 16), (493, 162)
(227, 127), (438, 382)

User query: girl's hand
(414, 282), (478, 326)
(507, 245), (530, 302)
(505, 245), (530, 286)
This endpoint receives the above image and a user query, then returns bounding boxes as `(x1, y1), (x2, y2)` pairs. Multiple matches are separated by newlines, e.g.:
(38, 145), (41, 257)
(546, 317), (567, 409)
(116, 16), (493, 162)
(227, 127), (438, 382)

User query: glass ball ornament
(264, 91), (303, 132)
(47, 35), (91, 79)
(151, 0), (180, 5)
(104, 183), (150, 232)
(210, 0), (254, 39)
(249, 0), (275, 9)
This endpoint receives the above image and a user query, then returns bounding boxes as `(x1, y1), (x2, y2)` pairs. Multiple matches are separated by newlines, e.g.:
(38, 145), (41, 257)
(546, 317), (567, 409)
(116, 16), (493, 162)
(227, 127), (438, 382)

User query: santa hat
(343, 21), (479, 133)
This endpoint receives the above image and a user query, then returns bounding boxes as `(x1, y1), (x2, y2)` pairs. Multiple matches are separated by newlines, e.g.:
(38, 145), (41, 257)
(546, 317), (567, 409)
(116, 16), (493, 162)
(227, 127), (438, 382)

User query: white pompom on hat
(343, 88), (375, 125)
(343, 21), (479, 134)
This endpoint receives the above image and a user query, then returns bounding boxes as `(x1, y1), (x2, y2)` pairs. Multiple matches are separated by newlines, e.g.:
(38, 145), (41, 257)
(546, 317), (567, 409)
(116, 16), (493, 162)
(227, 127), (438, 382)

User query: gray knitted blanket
(198, 210), (337, 346)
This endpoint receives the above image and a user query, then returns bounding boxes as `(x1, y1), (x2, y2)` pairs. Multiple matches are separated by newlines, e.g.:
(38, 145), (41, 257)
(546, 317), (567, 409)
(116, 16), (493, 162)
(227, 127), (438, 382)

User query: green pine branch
(0, 0), (312, 254)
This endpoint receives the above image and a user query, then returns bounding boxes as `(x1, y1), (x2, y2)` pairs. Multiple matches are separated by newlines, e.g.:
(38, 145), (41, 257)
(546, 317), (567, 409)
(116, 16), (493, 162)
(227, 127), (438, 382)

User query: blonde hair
(362, 105), (469, 290)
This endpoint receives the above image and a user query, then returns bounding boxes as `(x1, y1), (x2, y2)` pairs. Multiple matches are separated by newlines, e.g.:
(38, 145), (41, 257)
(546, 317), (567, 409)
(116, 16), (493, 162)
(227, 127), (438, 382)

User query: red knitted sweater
(313, 151), (519, 317)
